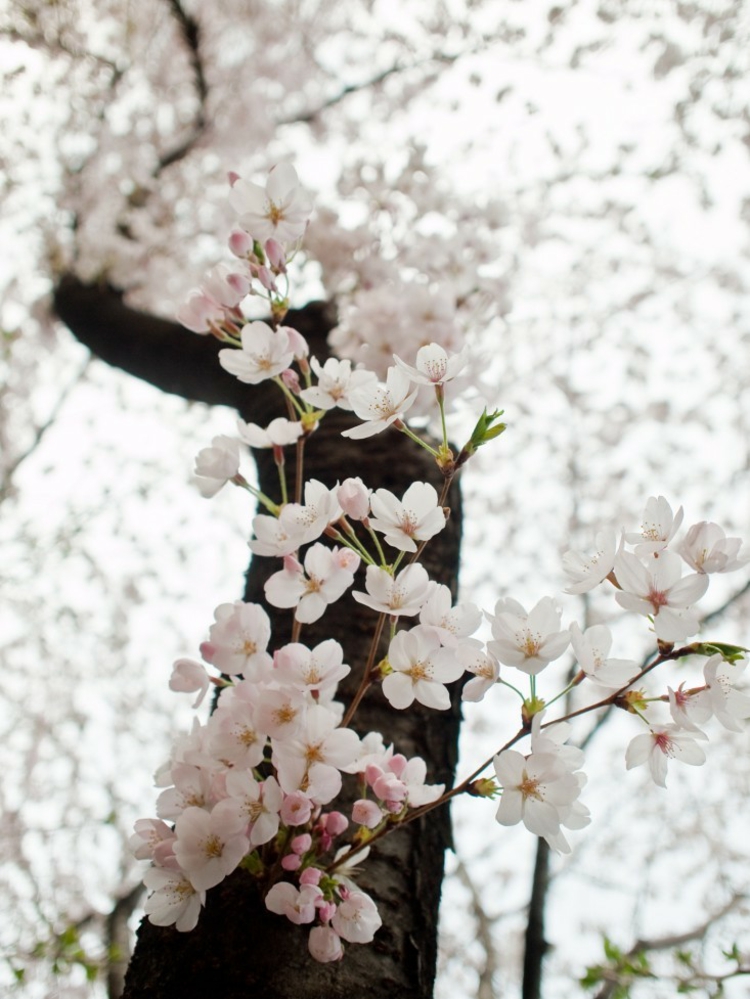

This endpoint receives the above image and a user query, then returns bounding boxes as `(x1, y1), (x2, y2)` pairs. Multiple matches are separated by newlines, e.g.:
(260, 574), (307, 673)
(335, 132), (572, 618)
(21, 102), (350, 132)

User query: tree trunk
(54, 279), (464, 999)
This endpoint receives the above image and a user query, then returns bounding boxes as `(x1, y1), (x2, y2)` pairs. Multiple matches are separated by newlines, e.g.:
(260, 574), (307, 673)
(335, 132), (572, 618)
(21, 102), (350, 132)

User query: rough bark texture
(54, 277), (464, 999)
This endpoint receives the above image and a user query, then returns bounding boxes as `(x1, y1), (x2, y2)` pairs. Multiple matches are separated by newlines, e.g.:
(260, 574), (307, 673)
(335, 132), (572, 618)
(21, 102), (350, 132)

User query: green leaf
(689, 642), (748, 663)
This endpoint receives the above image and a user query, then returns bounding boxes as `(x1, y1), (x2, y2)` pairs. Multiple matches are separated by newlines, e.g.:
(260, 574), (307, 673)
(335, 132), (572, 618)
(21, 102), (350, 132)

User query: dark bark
(54, 277), (464, 999)
(522, 838), (550, 999)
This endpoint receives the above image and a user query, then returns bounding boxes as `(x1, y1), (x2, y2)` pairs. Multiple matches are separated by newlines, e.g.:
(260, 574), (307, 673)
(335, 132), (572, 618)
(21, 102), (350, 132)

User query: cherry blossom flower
(212, 773), (283, 847)
(331, 891), (382, 943)
(382, 626), (462, 710)
(130, 818), (175, 861)
(274, 639), (351, 694)
(169, 658), (210, 707)
(218, 321), (295, 384)
(237, 416), (303, 448)
(230, 163), (313, 245)
(353, 564), (431, 617)
(300, 358), (377, 411)
(265, 882), (322, 925)
(279, 480), (342, 546)
(569, 623), (640, 689)
(200, 262), (251, 308)
(487, 597), (570, 675)
(393, 342), (469, 386)
(369, 482), (447, 553)
(248, 514), (306, 558)
(173, 806), (250, 891)
(337, 477), (371, 520)
(253, 686), (307, 742)
(562, 530), (618, 594)
(677, 521), (749, 574)
(194, 436), (240, 498)
(157, 763), (217, 821)
(341, 366), (418, 439)
(419, 583), (482, 647)
(614, 550), (708, 643)
(625, 725), (707, 787)
(143, 866), (205, 932)
(273, 704), (360, 800)
(493, 750), (582, 848)
(200, 601), (272, 678)
(697, 654), (750, 732)
(624, 496), (684, 556)
(308, 926), (344, 963)
(457, 643), (500, 702)
(176, 290), (225, 334)
(264, 544), (359, 623)
(207, 695), (268, 769)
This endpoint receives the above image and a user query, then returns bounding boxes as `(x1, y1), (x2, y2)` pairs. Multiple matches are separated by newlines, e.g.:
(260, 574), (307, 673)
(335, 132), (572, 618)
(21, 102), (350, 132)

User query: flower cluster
(136, 166), (750, 964)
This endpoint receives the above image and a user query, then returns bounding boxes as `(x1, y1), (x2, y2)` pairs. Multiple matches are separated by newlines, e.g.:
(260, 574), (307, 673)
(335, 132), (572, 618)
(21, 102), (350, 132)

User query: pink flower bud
(227, 171), (241, 186)
(315, 901), (337, 924)
(199, 641), (217, 664)
(325, 811), (349, 836)
(169, 658), (210, 707)
(280, 326), (309, 359)
(281, 369), (301, 393)
(352, 799), (382, 829)
(308, 925), (343, 962)
(291, 833), (312, 855)
(281, 853), (302, 871)
(337, 478), (370, 521)
(300, 867), (322, 886)
(265, 238), (287, 271)
(228, 228), (254, 257)
(256, 265), (277, 292)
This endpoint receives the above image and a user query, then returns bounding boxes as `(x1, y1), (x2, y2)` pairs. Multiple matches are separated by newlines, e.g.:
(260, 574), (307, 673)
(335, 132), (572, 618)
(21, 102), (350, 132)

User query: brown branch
(156, 0), (209, 172)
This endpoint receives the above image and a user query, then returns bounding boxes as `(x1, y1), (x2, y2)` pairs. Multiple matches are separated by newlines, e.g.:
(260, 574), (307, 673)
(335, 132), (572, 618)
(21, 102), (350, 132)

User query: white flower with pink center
(218, 321), (294, 384)
(274, 639), (351, 695)
(207, 698), (268, 769)
(569, 623), (639, 689)
(300, 357), (377, 411)
(265, 882), (322, 925)
(341, 366), (418, 439)
(279, 480), (342, 546)
(369, 482), (446, 553)
(169, 658), (210, 708)
(698, 654), (750, 732)
(457, 642), (500, 702)
(393, 342), (469, 386)
(419, 583), (482, 647)
(248, 514), (306, 558)
(272, 704), (360, 800)
(562, 530), (618, 594)
(331, 891), (382, 944)
(176, 290), (225, 334)
(230, 163), (313, 245)
(493, 750), (582, 848)
(382, 626), (463, 710)
(625, 495), (684, 556)
(353, 564), (431, 617)
(625, 725), (707, 787)
(265, 544), (359, 623)
(194, 436), (240, 498)
(237, 416), (303, 448)
(130, 818), (175, 861)
(143, 866), (205, 932)
(173, 806), (249, 891)
(614, 550), (708, 642)
(200, 601), (272, 678)
(487, 597), (570, 675)
(212, 773), (283, 847)
(678, 521), (749, 574)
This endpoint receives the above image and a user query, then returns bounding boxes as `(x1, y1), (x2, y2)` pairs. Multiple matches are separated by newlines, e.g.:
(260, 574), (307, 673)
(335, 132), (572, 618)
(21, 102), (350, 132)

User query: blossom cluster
(135, 165), (750, 964)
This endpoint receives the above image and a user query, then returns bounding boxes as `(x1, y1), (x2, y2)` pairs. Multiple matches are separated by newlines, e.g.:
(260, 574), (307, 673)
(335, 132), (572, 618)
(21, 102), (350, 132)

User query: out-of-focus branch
(156, 0), (209, 172)
(0, 357), (90, 504)
(592, 894), (744, 999)
(455, 859), (499, 999)
(277, 48), (466, 126)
